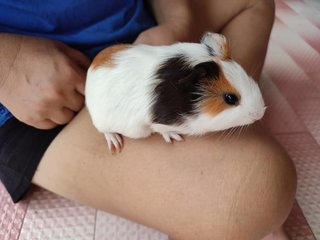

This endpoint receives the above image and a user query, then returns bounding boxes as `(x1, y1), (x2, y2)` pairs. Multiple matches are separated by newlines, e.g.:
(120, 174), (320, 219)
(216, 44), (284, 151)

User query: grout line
(294, 201), (318, 240)
(93, 210), (98, 240)
(16, 199), (31, 240)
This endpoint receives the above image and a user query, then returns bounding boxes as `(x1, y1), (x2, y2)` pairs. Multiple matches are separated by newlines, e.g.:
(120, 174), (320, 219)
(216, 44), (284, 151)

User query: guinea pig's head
(192, 32), (266, 132)
(195, 60), (266, 131)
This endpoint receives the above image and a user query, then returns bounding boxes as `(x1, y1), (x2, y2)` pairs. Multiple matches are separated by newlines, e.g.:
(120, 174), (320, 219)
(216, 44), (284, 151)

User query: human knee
(241, 134), (297, 239)
(172, 131), (297, 240)
(207, 133), (297, 240)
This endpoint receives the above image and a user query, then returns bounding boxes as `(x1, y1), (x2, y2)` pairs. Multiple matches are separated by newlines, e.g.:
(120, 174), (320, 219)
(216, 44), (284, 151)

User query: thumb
(61, 44), (91, 69)
(134, 26), (178, 45)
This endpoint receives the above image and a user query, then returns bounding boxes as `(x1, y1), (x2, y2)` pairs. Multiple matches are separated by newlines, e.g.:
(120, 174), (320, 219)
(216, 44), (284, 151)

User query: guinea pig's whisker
(237, 125), (245, 139)
(233, 126), (240, 139)
(227, 126), (237, 139)
(217, 129), (228, 142)
(224, 129), (233, 140)
(236, 126), (242, 139)
(234, 125), (248, 140)
(245, 124), (250, 133)
(242, 125), (248, 135)
(224, 127), (236, 141)
(230, 127), (238, 138)
(233, 127), (241, 139)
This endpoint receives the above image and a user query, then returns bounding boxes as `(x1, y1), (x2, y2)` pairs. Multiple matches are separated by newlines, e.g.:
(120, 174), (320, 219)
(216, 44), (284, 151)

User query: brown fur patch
(201, 69), (240, 116)
(91, 44), (131, 70)
(221, 41), (231, 60)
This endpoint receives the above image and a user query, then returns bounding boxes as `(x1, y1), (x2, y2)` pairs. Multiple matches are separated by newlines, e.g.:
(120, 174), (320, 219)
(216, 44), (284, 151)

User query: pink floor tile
(276, 133), (320, 238)
(308, 72), (320, 94)
(275, 0), (295, 12)
(276, 1), (320, 37)
(284, 201), (316, 240)
(286, 1), (320, 30)
(303, 0), (320, 12)
(18, 187), (96, 240)
(290, 99), (320, 145)
(94, 211), (167, 240)
(260, 73), (307, 134)
(264, 41), (319, 100)
(0, 183), (28, 240)
(270, 18), (320, 73)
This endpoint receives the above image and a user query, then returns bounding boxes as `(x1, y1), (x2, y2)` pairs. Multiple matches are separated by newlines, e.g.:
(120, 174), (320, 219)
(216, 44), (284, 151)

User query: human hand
(0, 34), (90, 129)
(134, 24), (186, 45)
(134, 0), (205, 46)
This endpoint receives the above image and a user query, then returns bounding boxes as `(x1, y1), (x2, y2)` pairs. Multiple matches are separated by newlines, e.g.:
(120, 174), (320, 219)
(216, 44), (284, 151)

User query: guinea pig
(85, 32), (266, 153)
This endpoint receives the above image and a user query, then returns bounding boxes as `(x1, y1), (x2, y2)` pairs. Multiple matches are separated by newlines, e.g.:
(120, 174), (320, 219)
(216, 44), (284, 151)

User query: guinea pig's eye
(223, 93), (239, 106)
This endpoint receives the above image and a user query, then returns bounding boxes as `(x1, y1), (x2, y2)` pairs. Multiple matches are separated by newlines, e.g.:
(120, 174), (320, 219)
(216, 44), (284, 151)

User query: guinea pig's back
(85, 45), (162, 137)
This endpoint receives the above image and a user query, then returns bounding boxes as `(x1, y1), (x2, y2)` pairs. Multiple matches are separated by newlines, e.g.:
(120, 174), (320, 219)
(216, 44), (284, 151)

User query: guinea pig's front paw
(160, 132), (184, 144)
(104, 132), (123, 154)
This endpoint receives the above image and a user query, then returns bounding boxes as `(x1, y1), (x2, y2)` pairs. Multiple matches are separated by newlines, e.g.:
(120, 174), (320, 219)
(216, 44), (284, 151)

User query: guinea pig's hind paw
(161, 132), (184, 144)
(104, 132), (123, 154)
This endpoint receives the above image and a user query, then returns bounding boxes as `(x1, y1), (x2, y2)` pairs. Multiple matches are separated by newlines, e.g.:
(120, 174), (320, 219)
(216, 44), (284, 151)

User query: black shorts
(0, 117), (63, 203)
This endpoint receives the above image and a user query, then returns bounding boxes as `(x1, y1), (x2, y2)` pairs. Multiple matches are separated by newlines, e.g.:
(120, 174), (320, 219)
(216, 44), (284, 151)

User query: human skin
(0, 34), (90, 129)
(1, 0), (296, 239)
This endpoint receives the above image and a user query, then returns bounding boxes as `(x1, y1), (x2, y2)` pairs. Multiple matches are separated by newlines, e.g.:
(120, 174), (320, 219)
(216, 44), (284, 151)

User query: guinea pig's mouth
(248, 107), (266, 121)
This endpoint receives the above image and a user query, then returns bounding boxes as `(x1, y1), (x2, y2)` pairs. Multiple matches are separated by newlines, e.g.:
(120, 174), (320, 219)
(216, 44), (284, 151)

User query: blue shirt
(0, 0), (156, 126)
(0, 104), (13, 126)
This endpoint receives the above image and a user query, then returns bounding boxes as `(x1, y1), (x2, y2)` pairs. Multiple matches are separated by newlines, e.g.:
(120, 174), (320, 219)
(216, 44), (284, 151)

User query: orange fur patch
(201, 69), (240, 116)
(91, 44), (131, 70)
(221, 41), (231, 60)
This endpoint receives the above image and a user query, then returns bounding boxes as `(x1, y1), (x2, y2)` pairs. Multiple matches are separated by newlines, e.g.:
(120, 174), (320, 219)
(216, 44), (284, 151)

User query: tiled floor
(1, 0), (319, 239)
(263, 0), (320, 238)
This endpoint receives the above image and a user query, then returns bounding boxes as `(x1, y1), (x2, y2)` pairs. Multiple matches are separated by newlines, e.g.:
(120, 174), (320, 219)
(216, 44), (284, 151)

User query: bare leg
(193, 0), (292, 239)
(262, 228), (291, 240)
(32, 108), (296, 240)
(32, 1), (295, 239)
(170, 228), (290, 240)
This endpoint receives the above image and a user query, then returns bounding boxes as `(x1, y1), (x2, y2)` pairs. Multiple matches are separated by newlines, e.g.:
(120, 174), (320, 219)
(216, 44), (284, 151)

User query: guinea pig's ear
(194, 61), (220, 80)
(201, 32), (231, 60)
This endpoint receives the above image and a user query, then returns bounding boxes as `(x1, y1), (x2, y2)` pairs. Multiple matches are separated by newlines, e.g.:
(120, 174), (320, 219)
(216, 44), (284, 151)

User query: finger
(64, 91), (85, 112)
(134, 26), (177, 46)
(14, 111), (57, 130)
(63, 46), (91, 69)
(68, 63), (86, 96)
(31, 119), (58, 130)
(49, 107), (75, 125)
(75, 79), (85, 95)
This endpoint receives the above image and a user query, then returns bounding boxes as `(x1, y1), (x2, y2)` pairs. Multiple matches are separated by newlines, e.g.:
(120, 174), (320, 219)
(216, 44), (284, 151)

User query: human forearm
(148, 0), (198, 40)
(221, 0), (275, 81)
(0, 33), (23, 95)
(195, 0), (275, 81)
(135, 0), (203, 44)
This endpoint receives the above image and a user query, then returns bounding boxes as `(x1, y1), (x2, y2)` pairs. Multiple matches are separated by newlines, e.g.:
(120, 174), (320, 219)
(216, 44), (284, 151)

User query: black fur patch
(205, 44), (216, 57)
(194, 61), (220, 80)
(152, 55), (220, 125)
